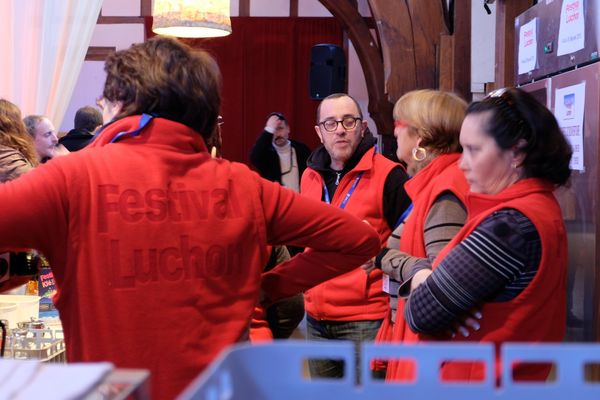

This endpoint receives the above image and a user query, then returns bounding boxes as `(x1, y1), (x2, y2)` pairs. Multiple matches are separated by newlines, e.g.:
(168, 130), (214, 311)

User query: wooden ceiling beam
(320, 0), (472, 141)
(318, 0), (394, 136)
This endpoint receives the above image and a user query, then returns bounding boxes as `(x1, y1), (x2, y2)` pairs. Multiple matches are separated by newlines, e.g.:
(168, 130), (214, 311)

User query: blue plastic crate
(178, 341), (600, 399)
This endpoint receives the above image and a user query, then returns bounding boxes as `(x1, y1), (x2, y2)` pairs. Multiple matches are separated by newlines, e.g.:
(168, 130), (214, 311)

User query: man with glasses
(301, 93), (411, 379)
(250, 112), (311, 192)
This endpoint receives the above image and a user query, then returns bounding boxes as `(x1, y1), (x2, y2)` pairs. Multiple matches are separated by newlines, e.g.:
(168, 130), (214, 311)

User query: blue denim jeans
(306, 315), (383, 382)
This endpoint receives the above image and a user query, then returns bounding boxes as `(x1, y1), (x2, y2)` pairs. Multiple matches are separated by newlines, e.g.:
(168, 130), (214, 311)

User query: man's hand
(410, 268), (432, 292)
(446, 309), (483, 338)
(265, 115), (281, 132)
(408, 267), (483, 339)
(360, 258), (377, 274)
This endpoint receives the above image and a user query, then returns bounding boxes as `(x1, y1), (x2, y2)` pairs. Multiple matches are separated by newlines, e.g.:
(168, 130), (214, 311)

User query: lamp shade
(152, 0), (231, 38)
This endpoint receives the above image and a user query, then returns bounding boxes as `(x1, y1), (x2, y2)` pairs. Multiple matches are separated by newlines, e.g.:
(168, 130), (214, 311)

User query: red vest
(301, 147), (398, 320)
(383, 154), (468, 343)
(388, 178), (567, 382)
(401, 153), (468, 258)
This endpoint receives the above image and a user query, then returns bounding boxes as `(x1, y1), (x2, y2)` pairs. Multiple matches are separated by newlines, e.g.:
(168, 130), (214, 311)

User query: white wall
(101, 0), (140, 16)
(471, 2), (497, 96)
(61, 62), (106, 133)
(298, 0), (331, 17)
(250, 0), (289, 16)
(60, 0), (145, 131)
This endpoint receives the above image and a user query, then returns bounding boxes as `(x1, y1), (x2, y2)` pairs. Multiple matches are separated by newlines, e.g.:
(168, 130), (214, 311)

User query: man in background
(23, 115), (67, 162)
(250, 112), (310, 192)
(59, 106), (103, 151)
(301, 93), (411, 380)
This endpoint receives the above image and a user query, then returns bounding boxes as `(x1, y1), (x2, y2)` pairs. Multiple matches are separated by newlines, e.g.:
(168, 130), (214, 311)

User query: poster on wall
(518, 18), (538, 74)
(557, 0), (585, 56)
(554, 82), (585, 171)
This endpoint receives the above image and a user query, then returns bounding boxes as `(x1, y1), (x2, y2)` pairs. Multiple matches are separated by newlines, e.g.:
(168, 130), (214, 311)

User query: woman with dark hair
(0, 36), (380, 399)
(387, 87), (572, 382)
(0, 99), (38, 181)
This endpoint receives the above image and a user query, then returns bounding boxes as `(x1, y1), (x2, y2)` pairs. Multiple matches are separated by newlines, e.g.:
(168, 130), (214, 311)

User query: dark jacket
(264, 245), (304, 338)
(249, 130), (311, 183)
(59, 128), (94, 152)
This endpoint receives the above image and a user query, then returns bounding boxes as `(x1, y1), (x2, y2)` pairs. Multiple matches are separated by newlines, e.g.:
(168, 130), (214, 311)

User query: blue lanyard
(394, 203), (413, 229)
(323, 171), (364, 209)
(109, 113), (155, 143)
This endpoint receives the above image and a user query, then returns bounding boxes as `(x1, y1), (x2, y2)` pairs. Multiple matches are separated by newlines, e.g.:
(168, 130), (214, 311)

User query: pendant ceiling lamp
(152, 0), (232, 38)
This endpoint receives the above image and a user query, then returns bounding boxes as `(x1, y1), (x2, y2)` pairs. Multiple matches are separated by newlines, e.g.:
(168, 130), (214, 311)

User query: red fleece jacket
(0, 116), (380, 399)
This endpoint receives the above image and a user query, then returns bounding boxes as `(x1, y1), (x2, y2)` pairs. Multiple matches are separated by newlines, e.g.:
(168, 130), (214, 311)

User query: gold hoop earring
(412, 146), (427, 162)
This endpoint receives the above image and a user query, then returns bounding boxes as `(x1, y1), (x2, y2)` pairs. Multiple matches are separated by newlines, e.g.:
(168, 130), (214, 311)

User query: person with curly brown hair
(0, 36), (380, 399)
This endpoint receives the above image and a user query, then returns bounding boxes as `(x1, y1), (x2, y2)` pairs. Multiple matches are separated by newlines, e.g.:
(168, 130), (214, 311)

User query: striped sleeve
(404, 208), (541, 335)
(423, 192), (467, 263)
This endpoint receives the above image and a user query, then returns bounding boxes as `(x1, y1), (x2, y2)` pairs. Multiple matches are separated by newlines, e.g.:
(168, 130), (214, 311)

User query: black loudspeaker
(309, 44), (346, 100)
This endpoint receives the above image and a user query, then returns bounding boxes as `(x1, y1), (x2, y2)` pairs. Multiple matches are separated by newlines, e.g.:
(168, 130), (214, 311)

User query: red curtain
(147, 17), (343, 164)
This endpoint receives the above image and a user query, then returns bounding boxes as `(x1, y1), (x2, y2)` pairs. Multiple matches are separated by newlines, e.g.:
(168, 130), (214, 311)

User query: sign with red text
(38, 266), (57, 312)
(518, 18), (538, 74)
(558, 0), (585, 56)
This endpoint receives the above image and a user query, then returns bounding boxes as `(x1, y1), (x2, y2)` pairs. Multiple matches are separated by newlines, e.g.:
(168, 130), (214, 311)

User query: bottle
(10, 252), (40, 276)
(0, 251), (41, 285)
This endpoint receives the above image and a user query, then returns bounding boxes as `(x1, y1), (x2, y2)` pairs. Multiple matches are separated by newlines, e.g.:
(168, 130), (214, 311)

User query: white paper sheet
(518, 18), (538, 74)
(557, 0), (585, 56)
(555, 82), (586, 171)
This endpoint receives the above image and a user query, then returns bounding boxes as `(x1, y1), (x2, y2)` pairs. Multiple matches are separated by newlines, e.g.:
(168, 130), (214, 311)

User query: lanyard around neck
(394, 203), (413, 229)
(280, 147), (296, 176)
(109, 113), (155, 144)
(323, 171), (364, 209)
(323, 145), (376, 208)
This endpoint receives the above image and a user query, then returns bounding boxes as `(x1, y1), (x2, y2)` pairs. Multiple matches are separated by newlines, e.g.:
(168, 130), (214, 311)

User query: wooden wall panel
(85, 46), (116, 61)
(439, 0), (471, 101)
(319, 0), (394, 136)
(239, 0), (250, 17)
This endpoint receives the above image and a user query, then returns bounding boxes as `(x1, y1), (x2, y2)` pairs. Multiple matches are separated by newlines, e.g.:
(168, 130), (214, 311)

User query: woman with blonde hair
(0, 99), (38, 182)
(368, 89), (469, 373)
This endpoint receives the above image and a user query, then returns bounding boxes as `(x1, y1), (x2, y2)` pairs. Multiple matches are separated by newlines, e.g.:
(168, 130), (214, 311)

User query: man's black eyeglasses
(319, 116), (362, 132)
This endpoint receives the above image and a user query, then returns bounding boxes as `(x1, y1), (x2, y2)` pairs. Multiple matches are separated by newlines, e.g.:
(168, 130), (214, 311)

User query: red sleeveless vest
(301, 147), (399, 321)
(387, 178), (567, 382)
(383, 154), (469, 343)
